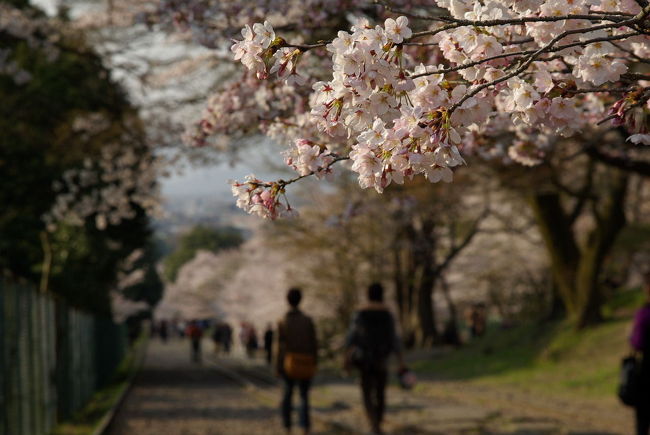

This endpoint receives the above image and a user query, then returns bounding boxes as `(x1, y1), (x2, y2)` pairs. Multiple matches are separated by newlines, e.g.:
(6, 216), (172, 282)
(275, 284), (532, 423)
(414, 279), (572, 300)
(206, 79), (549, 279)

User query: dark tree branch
(584, 144), (650, 177)
(434, 207), (489, 275)
(567, 159), (595, 225)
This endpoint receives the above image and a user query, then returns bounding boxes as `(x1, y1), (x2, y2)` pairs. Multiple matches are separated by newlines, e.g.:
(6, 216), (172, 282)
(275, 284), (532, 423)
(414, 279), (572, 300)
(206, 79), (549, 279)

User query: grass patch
(51, 334), (147, 435)
(413, 288), (643, 400)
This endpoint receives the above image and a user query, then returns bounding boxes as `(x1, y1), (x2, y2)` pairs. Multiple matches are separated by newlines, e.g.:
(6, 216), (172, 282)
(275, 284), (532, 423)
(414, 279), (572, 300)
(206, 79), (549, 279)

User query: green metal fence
(0, 281), (128, 435)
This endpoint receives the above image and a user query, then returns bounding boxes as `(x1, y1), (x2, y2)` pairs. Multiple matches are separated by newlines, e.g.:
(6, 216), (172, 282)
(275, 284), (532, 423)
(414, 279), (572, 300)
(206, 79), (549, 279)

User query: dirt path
(108, 339), (329, 435)
(109, 339), (633, 435)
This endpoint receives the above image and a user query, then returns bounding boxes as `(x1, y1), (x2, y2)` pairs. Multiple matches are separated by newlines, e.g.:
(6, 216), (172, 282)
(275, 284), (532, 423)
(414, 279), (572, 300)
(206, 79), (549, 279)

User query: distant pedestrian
(177, 320), (186, 338)
(212, 322), (223, 354)
(467, 302), (487, 338)
(276, 288), (317, 435)
(244, 323), (259, 358)
(264, 323), (274, 365)
(186, 320), (203, 363)
(222, 322), (233, 354)
(345, 283), (405, 435)
(159, 320), (169, 343)
(630, 272), (650, 435)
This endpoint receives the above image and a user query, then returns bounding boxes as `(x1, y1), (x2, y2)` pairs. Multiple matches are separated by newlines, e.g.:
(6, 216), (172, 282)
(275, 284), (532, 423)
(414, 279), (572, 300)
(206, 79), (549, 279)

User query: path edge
(91, 335), (149, 435)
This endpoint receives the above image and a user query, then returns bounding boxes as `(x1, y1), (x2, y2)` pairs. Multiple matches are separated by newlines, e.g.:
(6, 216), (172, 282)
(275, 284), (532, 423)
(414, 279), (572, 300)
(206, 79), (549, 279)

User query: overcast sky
(161, 141), (289, 202)
(29, 0), (291, 205)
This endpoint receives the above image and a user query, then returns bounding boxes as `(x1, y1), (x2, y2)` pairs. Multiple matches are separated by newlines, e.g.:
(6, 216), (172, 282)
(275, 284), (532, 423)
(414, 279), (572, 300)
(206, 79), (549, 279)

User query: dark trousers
(360, 365), (388, 430)
(191, 338), (201, 362)
(281, 377), (311, 430)
(636, 380), (650, 435)
(636, 403), (650, 435)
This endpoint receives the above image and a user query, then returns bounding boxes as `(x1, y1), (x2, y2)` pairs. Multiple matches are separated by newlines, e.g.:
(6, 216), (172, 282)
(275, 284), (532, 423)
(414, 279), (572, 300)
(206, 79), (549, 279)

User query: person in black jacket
(345, 283), (405, 435)
(264, 323), (274, 365)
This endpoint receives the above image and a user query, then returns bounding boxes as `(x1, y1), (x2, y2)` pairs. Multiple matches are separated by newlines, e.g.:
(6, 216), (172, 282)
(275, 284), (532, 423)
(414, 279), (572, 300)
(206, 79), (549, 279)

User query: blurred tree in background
(0, 2), (162, 316)
(163, 225), (244, 282)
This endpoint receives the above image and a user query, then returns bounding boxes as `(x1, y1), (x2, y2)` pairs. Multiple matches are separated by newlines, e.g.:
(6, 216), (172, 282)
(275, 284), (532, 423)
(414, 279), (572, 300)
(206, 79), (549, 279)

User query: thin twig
(447, 7), (649, 114)
(260, 156), (350, 188)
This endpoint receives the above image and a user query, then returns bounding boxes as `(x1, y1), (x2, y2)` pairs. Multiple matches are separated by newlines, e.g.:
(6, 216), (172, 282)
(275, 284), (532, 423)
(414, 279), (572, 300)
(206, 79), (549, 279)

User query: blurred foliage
(0, 6), (161, 315)
(163, 225), (244, 282)
(614, 223), (650, 252)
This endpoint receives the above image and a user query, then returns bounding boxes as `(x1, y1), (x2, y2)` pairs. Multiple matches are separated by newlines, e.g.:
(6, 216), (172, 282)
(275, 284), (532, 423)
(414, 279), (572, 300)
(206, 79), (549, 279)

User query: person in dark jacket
(276, 288), (317, 435)
(264, 323), (274, 365)
(222, 322), (233, 354)
(186, 320), (203, 363)
(345, 283), (404, 435)
(631, 272), (650, 435)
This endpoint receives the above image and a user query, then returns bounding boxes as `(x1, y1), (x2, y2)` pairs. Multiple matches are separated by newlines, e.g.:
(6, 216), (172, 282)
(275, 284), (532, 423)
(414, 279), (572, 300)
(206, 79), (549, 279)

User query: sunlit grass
(413, 288), (643, 400)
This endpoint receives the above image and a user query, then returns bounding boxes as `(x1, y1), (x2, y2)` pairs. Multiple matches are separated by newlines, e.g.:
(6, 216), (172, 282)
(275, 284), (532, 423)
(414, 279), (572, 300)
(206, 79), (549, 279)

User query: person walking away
(212, 321), (223, 354)
(240, 321), (250, 350)
(159, 320), (169, 343)
(246, 324), (259, 358)
(186, 320), (203, 363)
(345, 283), (405, 435)
(631, 272), (650, 435)
(222, 322), (233, 354)
(264, 323), (274, 365)
(276, 288), (317, 435)
(467, 304), (480, 338)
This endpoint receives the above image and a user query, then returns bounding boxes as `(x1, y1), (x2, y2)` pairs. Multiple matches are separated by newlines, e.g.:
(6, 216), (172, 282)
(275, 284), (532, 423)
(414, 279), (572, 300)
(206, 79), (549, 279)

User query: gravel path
(108, 339), (328, 435)
(109, 338), (632, 435)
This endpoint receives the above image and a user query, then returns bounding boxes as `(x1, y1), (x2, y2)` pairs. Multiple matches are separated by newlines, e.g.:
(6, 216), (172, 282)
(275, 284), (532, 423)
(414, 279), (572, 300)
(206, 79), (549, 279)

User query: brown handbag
(283, 352), (316, 380)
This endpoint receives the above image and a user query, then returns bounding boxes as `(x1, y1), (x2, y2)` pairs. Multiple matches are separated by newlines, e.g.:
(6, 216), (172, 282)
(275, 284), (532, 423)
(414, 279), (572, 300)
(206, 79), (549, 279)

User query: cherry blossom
(158, 1), (650, 219)
(230, 175), (298, 220)
(43, 142), (162, 231)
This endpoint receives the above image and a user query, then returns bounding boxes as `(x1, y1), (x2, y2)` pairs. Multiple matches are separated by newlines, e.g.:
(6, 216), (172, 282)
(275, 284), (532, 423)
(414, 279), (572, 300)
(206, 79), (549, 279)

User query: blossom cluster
(283, 139), (335, 179)
(43, 143), (162, 231)
(609, 90), (650, 145)
(0, 3), (60, 85)
(182, 73), (301, 149)
(230, 176), (298, 220)
(205, 0), (650, 218)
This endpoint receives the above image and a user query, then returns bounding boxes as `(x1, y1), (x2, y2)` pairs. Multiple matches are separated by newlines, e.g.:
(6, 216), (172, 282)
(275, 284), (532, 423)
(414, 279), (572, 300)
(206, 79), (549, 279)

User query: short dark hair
(368, 283), (384, 302)
(287, 287), (302, 307)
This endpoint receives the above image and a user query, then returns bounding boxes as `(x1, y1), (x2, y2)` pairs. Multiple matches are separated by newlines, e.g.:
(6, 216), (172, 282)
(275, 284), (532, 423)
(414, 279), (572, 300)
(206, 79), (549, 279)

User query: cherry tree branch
(259, 155), (350, 188)
(376, 0), (628, 24)
(447, 8), (649, 114)
(411, 32), (640, 79)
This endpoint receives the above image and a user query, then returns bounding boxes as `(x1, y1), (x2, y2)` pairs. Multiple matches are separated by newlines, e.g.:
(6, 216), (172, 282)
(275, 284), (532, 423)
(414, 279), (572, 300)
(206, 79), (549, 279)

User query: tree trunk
(546, 280), (565, 321)
(414, 219), (439, 346)
(575, 171), (628, 328)
(416, 263), (438, 346)
(529, 170), (628, 328)
(440, 277), (461, 346)
(393, 245), (405, 323)
(528, 193), (580, 316)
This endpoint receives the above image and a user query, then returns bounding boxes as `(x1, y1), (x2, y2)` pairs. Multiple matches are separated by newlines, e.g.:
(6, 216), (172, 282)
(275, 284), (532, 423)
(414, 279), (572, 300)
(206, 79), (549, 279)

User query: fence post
(2, 282), (131, 434)
(46, 295), (56, 431)
(4, 285), (18, 435)
(0, 281), (5, 435)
